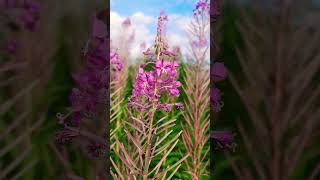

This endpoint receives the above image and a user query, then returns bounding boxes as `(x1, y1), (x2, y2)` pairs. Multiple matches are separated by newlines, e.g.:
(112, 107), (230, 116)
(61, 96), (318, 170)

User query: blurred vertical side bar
(210, 0), (219, 175)
(210, 0), (229, 176)
(96, 1), (110, 178)
(100, 1), (111, 178)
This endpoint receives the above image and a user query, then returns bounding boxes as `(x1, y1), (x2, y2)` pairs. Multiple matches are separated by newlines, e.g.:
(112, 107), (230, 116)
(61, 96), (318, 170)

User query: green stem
(143, 108), (156, 180)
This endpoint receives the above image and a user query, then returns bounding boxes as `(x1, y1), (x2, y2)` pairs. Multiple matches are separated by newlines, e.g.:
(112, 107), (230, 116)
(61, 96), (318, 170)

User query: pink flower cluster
(211, 62), (227, 112)
(110, 50), (123, 72)
(193, 0), (220, 19)
(191, 38), (208, 48)
(68, 14), (109, 125)
(193, 0), (210, 16)
(129, 12), (183, 112)
(56, 10), (109, 160)
(129, 60), (182, 112)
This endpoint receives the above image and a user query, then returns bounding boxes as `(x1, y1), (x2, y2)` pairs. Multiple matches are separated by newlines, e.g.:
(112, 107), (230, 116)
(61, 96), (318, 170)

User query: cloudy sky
(110, 0), (202, 61)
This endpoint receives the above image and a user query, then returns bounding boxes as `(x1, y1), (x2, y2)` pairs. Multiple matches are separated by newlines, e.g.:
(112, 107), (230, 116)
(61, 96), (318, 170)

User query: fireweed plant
(112, 17), (135, 64)
(110, 17), (133, 148)
(56, 11), (109, 179)
(110, 12), (188, 179)
(179, 0), (211, 178)
(110, 48), (125, 156)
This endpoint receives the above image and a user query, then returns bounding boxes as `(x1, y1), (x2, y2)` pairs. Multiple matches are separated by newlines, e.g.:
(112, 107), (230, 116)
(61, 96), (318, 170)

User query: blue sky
(111, 0), (195, 17)
(110, 0), (196, 37)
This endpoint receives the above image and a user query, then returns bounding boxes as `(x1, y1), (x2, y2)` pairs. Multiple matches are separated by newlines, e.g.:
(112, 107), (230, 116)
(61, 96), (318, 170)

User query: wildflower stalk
(111, 12), (188, 179)
(143, 47), (159, 179)
(180, 1), (211, 178)
(110, 48), (126, 155)
(143, 107), (156, 179)
(110, 18), (133, 157)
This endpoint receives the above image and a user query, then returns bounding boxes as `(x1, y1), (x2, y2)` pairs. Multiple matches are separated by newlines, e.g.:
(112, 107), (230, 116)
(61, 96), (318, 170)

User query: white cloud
(168, 14), (210, 63)
(110, 11), (209, 63)
(165, 15), (191, 61)
(131, 12), (154, 24)
(110, 11), (155, 61)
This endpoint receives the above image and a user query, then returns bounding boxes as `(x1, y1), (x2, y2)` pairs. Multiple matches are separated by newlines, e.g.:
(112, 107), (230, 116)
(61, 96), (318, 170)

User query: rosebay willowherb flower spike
(110, 41), (126, 161)
(110, 17), (131, 153)
(56, 10), (109, 179)
(57, 11), (108, 143)
(211, 62), (227, 112)
(117, 17), (134, 61)
(110, 12), (188, 180)
(110, 49), (123, 73)
(128, 12), (182, 113)
(193, 0), (210, 16)
(180, 0), (212, 178)
(66, 14), (109, 125)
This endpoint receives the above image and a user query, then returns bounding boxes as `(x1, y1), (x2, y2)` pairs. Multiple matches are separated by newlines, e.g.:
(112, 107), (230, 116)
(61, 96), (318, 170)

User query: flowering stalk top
(56, 11), (110, 159)
(155, 11), (169, 55)
(193, 0), (210, 16)
(67, 14), (109, 125)
(122, 17), (131, 28)
(129, 12), (183, 112)
(210, 0), (220, 20)
(110, 50), (123, 72)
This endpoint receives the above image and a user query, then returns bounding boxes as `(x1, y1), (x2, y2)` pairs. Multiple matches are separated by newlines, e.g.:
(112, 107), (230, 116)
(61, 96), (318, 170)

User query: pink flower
(140, 42), (146, 50)
(122, 17), (131, 28)
(169, 88), (180, 97)
(168, 61), (179, 76)
(212, 62), (227, 82)
(211, 130), (236, 150)
(193, 0), (210, 16)
(91, 14), (107, 38)
(155, 60), (171, 76)
(71, 112), (82, 126)
(192, 38), (208, 48)
(175, 103), (184, 110)
(110, 50), (123, 71)
(164, 103), (171, 112)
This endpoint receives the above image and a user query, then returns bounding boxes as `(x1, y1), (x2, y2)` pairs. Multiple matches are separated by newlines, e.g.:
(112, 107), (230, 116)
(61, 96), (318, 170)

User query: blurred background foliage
(1, 0), (320, 179)
(0, 1), (107, 179)
(213, 0), (320, 180)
